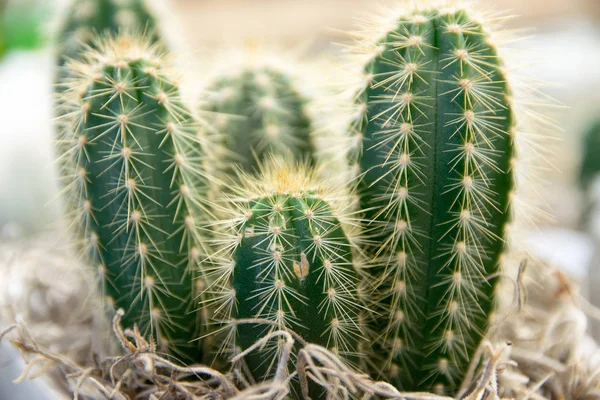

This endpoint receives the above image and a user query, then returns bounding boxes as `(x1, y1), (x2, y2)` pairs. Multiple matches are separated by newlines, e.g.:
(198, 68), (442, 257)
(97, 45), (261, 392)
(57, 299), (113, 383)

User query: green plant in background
(0, 0), (45, 59)
(55, 34), (213, 360)
(578, 119), (600, 232)
(202, 65), (315, 177)
(348, 5), (515, 395)
(206, 160), (362, 397)
(579, 119), (600, 191)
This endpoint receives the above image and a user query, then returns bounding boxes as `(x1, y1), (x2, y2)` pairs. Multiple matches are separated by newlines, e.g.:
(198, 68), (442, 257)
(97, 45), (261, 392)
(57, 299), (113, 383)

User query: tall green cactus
(203, 66), (315, 176)
(57, 0), (158, 67)
(206, 161), (361, 395)
(349, 6), (515, 394)
(56, 35), (211, 360)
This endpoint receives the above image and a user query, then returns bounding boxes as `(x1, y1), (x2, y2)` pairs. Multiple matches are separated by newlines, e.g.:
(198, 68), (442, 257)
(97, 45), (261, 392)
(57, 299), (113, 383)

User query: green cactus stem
(206, 161), (362, 396)
(203, 66), (315, 176)
(580, 119), (600, 191)
(56, 35), (212, 360)
(54, 0), (160, 178)
(349, 6), (516, 395)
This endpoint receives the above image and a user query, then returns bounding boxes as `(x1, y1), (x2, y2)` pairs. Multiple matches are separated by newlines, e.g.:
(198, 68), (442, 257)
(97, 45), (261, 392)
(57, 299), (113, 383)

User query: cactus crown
(56, 34), (212, 360)
(348, 4), (516, 394)
(54, 0), (161, 180)
(203, 64), (315, 176)
(205, 160), (363, 380)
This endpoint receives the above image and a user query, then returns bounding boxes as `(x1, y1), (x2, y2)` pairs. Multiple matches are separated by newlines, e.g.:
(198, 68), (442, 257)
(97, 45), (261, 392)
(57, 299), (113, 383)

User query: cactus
(56, 34), (212, 360)
(57, 0), (158, 67)
(54, 0), (161, 178)
(579, 119), (600, 233)
(579, 119), (600, 191)
(203, 65), (315, 176)
(206, 160), (362, 395)
(348, 5), (515, 394)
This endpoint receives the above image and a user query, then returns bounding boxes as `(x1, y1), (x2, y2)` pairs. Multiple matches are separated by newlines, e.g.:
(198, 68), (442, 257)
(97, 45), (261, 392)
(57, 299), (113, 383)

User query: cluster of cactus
(52, 0), (524, 397)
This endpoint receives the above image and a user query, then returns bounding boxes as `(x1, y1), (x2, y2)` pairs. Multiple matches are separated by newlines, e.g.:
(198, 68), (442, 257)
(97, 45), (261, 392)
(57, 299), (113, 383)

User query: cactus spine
(203, 66), (315, 175)
(57, 35), (211, 360)
(349, 6), (515, 394)
(207, 161), (362, 392)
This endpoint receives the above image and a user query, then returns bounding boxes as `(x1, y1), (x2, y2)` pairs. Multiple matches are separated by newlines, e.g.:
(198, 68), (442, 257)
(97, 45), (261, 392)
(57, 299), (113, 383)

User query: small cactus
(579, 119), (600, 232)
(57, 0), (158, 67)
(579, 119), (600, 191)
(206, 160), (362, 393)
(56, 34), (212, 360)
(348, 5), (516, 394)
(202, 64), (315, 176)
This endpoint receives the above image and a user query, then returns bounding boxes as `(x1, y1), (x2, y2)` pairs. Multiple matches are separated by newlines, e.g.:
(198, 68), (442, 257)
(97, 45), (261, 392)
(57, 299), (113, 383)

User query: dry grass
(1, 235), (600, 399)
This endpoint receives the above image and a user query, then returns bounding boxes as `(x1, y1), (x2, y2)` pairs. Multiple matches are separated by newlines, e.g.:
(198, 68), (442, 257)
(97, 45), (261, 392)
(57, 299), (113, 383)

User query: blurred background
(1, 0), (600, 234)
(2, 0), (600, 259)
(1, 0), (600, 397)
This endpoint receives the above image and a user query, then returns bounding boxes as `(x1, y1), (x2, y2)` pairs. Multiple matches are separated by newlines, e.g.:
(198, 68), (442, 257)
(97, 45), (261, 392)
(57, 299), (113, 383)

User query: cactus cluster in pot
(48, 0), (529, 398)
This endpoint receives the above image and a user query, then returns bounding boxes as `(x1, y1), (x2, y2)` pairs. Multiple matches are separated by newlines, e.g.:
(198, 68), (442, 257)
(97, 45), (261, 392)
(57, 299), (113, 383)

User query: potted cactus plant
(2, 0), (600, 399)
